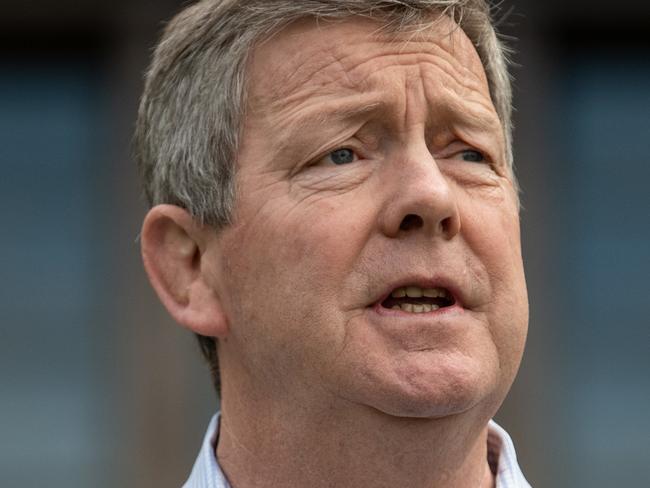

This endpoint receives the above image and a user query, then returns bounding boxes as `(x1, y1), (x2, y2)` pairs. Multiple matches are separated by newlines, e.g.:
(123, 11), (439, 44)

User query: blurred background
(1, 0), (648, 486)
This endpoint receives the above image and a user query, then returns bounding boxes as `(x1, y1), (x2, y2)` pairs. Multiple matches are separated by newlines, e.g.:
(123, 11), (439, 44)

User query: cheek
(218, 195), (376, 385)
(274, 197), (373, 270)
(461, 184), (523, 271)
(461, 197), (528, 359)
(223, 190), (374, 315)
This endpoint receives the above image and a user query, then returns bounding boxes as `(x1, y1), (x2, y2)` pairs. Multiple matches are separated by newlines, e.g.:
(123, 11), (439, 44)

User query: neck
(216, 386), (495, 488)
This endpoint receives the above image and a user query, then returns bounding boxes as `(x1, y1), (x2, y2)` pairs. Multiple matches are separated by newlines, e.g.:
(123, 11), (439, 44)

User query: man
(135, 0), (531, 486)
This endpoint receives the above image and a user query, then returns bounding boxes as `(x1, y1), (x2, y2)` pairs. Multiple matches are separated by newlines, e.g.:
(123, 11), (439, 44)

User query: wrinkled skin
(205, 16), (528, 421)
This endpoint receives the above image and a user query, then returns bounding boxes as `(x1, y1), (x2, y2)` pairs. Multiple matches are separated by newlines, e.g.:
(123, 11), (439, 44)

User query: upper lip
(371, 274), (466, 309)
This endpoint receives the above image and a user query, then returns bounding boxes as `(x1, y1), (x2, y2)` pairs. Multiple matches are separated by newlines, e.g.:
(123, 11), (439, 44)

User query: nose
(379, 146), (461, 240)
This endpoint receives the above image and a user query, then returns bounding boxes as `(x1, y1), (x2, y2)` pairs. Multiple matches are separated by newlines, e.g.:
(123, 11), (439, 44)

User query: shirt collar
(184, 413), (531, 488)
(183, 414), (231, 488)
(488, 419), (533, 487)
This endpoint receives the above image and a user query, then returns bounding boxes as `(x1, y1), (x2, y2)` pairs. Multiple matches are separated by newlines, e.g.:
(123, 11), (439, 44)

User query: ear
(140, 204), (229, 338)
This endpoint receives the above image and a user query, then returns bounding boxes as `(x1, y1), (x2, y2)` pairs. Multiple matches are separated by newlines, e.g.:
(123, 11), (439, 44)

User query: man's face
(206, 16), (528, 418)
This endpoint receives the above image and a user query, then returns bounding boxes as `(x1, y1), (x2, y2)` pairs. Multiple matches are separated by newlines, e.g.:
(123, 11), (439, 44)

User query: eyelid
(312, 144), (365, 166)
(439, 141), (493, 163)
(458, 148), (486, 159)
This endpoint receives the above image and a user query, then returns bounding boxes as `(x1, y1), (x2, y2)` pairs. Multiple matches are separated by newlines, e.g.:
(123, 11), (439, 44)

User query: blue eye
(460, 149), (486, 163)
(328, 148), (357, 165)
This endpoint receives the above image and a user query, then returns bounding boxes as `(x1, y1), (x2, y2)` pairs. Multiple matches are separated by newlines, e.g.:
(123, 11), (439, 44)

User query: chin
(360, 355), (501, 420)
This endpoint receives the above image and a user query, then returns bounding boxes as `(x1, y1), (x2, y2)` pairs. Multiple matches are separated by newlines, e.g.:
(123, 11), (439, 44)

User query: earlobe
(140, 204), (229, 338)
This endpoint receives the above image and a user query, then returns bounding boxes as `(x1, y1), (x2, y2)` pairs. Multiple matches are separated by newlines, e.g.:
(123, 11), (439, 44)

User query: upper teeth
(391, 286), (449, 299)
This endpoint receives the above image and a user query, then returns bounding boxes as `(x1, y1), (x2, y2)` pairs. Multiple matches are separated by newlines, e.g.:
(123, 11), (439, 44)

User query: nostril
(440, 216), (456, 236)
(399, 214), (423, 231)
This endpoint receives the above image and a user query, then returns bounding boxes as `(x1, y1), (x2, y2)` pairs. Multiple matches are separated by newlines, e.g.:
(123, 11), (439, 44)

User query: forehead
(246, 15), (490, 111)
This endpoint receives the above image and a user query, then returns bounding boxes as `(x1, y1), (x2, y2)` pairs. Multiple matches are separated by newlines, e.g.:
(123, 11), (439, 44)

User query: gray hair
(134, 0), (514, 394)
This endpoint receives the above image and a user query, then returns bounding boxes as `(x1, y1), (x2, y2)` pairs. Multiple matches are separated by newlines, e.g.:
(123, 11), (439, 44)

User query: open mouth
(380, 286), (456, 313)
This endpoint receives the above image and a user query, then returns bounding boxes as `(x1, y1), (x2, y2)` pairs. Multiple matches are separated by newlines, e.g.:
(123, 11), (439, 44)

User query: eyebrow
(270, 96), (384, 140)
(305, 99), (385, 126)
(293, 89), (499, 127)
(435, 96), (503, 133)
(272, 92), (502, 158)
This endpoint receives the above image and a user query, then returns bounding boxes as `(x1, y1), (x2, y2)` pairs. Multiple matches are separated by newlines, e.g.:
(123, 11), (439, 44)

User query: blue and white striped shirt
(183, 414), (532, 487)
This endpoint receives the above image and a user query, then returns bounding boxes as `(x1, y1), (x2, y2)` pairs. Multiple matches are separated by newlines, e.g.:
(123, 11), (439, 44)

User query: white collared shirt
(183, 413), (532, 487)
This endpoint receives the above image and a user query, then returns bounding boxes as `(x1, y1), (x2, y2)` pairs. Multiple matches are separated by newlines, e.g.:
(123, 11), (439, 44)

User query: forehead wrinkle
(339, 51), (499, 136)
(327, 30), (494, 118)
(420, 64), (501, 131)
(342, 43), (483, 92)
(257, 17), (429, 102)
(343, 53), (495, 126)
(249, 41), (368, 115)
(342, 16), (488, 85)
(246, 16), (502, 158)
(249, 17), (488, 116)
